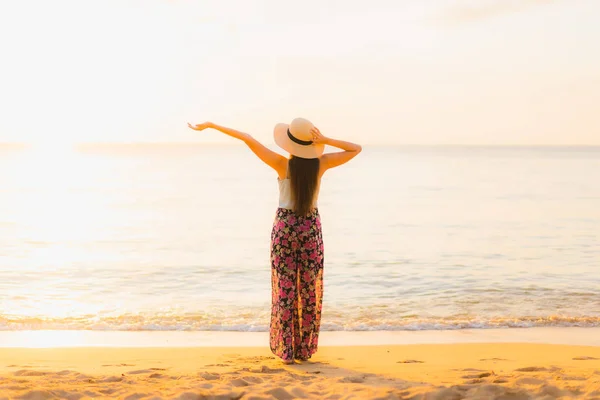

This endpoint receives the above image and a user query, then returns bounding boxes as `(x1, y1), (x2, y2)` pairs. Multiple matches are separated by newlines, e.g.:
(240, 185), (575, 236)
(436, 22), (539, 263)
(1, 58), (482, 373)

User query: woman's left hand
(187, 122), (213, 131)
(310, 127), (329, 145)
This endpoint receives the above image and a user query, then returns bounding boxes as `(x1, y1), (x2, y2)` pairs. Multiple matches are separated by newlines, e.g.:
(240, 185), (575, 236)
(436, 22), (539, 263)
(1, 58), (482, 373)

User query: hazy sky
(0, 0), (599, 146)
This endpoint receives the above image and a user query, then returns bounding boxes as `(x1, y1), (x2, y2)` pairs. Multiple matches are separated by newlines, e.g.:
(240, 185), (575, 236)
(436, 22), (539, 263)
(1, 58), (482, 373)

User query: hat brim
(273, 123), (324, 159)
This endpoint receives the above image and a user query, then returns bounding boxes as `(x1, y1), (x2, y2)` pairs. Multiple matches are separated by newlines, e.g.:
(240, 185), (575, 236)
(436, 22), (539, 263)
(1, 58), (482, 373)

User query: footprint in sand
(242, 376), (264, 384)
(339, 375), (365, 383)
(99, 376), (123, 383)
(303, 361), (328, 366)
(558, 374), (587, 381)
(462, 372), (493, 379)
(267, 388), (293, 400)
(102, 363), (135, 367)
(55, 370), (79, 376)
(199, 372), (220, 380)
(290, 387), (310, 398)
(197, 383), (214, 389)
(286, 372), (314, 381)
(13, 370), (52, 377)
(229, 378), (250, 387)
(127, 367), (167, 375)
(127, 370), (152, 375)
(245, 366), (284, 374)
(515, 366), (549, 372)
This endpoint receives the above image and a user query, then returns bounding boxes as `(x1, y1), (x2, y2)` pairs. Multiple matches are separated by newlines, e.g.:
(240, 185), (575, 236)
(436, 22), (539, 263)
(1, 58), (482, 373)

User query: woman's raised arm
(188, 122), (287, 178)
(310, 127), (362, 175)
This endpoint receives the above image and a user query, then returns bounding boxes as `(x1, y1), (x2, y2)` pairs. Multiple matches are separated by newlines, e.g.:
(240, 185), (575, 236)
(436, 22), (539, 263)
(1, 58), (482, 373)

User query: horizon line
(1, 142), (600, 148)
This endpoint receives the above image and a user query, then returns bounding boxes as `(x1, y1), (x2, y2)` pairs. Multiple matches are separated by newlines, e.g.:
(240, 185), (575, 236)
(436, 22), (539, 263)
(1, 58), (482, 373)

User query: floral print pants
(270, 208), (324, 362)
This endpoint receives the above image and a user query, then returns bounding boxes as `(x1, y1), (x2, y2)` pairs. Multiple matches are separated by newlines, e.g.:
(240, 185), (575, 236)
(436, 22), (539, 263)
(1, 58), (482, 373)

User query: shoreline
(1, 326), (599, 348)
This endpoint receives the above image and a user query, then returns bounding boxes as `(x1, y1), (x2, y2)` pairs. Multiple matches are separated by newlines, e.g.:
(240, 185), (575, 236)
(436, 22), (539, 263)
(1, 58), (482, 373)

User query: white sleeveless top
(278, 178), (320, 210)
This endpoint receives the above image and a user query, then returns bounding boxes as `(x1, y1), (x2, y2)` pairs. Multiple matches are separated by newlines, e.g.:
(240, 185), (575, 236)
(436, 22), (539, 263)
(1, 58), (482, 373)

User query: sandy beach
(1, 341), (599, 399)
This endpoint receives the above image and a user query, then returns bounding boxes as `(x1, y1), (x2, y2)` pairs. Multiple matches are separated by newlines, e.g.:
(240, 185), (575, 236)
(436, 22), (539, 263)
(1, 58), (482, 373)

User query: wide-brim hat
(274, 117), (325, 159)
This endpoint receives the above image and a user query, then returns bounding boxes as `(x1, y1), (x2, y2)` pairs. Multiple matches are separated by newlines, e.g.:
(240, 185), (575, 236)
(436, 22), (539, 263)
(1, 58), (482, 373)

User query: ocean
(1, 144), (599, 332)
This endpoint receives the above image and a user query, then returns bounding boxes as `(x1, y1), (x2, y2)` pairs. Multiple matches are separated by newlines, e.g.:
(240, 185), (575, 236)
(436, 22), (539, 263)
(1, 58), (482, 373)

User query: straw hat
(273, 118), (325, 159)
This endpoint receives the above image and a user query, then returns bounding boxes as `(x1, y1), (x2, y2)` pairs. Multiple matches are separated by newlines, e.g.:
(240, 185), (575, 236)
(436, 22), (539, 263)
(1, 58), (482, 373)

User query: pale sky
(0, 0), (599, 146)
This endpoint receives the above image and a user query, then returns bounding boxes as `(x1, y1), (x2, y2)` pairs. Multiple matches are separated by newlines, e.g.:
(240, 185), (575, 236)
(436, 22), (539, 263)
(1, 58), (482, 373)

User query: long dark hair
(289, 155), (320, 216)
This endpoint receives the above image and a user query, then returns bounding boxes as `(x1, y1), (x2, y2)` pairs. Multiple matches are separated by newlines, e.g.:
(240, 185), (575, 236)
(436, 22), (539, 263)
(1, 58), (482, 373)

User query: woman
(187, 118), (362, 364)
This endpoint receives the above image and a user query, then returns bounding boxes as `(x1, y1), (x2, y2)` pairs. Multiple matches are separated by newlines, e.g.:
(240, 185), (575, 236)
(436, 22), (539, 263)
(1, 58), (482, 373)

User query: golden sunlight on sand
(0, 344), (599, 399)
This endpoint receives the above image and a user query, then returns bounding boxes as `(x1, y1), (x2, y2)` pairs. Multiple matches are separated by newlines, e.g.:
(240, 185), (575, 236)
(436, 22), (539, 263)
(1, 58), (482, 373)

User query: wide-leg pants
(269, 208), (324, 361)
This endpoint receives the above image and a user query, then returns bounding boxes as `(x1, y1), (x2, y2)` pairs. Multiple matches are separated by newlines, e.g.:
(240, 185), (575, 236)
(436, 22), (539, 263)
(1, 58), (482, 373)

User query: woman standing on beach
(188, 118), (361, 364)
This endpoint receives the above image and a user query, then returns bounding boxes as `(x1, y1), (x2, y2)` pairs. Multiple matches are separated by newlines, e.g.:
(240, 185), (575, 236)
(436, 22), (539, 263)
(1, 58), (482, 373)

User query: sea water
(1, 144), (598, 331)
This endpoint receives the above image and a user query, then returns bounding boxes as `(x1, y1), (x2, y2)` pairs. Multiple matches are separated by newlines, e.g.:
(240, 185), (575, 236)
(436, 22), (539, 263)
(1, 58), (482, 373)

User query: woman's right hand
(187, 122), (214, 131)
